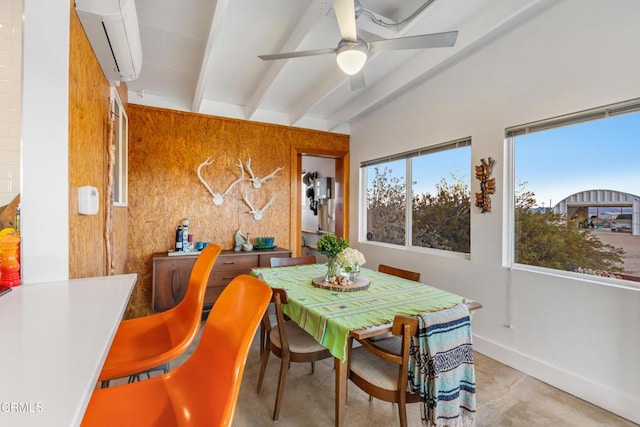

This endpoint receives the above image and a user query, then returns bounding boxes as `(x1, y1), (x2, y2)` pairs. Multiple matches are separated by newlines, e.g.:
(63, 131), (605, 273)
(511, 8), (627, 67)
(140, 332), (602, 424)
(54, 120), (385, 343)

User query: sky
(515, 111), (640, 208)
(366, 110), (640, 207)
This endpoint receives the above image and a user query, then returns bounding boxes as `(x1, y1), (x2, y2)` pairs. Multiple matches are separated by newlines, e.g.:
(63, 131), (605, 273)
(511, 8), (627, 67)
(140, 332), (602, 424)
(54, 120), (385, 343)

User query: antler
(223, 158), (245, 196)
(198, 156), (245, 206)
(244, 157), (257, 183)
(244, 156), (284, 188)
(197, 157), (215, 197)
(242, 189), (256, 212)
(243, 191), (275, 221)
(257, 166), (284, 187)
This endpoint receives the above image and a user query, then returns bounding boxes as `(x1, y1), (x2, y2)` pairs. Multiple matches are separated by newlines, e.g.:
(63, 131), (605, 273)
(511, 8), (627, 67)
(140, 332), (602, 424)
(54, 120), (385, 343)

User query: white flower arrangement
(335, 247), (366, 269)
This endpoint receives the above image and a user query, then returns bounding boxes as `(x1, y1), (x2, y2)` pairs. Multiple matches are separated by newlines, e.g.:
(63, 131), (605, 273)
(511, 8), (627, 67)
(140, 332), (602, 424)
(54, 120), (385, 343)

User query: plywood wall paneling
(127, 105), (348, 317)
(68, 9), (109, 278)
(68, 6), (129, 279)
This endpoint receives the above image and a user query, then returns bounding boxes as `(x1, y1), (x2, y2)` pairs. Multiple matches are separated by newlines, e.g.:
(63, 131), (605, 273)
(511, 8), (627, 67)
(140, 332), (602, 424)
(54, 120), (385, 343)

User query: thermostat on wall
(78, 186), (99, 215)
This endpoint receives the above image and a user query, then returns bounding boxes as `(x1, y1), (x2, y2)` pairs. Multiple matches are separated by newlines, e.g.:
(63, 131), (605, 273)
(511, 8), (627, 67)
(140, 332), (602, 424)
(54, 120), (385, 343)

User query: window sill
(359, 239), (471, 261)
(511, 263), (640, 292)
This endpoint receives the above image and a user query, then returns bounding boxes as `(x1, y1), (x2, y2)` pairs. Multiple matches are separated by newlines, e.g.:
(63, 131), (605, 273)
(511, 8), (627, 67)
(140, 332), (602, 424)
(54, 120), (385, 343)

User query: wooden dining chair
(81, 275), (272, 427)
(270, 255), (317, 267)
(256, 287), (332, 421)
(99, 243), (222, 386)
(260, 255), (317, 358)
(378, 264), (421, 282)
(347, 314), (421, 427)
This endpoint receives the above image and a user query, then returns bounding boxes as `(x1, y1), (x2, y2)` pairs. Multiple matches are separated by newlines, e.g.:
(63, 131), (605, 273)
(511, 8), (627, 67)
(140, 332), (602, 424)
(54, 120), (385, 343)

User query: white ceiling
(126, 0), (555, 133)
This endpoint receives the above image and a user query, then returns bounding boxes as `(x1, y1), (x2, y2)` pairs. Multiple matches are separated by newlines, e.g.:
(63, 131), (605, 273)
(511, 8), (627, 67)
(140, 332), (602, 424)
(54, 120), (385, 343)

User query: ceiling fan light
(336, 47), (367, 75)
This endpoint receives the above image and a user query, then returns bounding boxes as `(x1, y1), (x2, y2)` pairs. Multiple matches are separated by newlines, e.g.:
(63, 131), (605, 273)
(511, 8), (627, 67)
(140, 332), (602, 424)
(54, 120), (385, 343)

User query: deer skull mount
(197, 157), (245, 206)
(245, 157), (284, 189)
(196, 155), (282, 220)
(242, 190), (275, 221)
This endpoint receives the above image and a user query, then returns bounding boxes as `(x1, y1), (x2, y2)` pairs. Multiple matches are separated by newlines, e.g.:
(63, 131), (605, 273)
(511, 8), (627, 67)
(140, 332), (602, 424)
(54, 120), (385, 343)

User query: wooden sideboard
(152, 248), (291, 312)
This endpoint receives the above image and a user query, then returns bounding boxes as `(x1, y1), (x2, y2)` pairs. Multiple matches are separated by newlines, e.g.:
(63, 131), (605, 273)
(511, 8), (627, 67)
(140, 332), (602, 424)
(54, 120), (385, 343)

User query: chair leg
(273, 354), (290, 421)
(398, 396), (407, 427)
(311, 361), (315, 374)
(256, 344), (270, 393)
(259, 323), (265, 359)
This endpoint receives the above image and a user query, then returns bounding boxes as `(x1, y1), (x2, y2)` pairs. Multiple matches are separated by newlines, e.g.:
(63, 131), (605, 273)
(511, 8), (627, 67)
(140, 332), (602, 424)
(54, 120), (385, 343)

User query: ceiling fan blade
(350, 72), (366, 91)
(333, 0), (357, 42)
(258, 48), (337, 61)
(369, 31), (458, 54)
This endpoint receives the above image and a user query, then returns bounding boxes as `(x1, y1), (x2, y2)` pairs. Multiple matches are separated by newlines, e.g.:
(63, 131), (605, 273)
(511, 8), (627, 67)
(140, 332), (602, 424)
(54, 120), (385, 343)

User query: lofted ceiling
(126, 0), (555, 133)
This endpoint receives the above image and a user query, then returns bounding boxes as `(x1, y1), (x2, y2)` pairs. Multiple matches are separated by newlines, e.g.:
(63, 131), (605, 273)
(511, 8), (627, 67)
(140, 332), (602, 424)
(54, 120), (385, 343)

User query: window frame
(359, 137), (472, 259)
(111, 88), (128, 207)
(505, 97), (640, 291)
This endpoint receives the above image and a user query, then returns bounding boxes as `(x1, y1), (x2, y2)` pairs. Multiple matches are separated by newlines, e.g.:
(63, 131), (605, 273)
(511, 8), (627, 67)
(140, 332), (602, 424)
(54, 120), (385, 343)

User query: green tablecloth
(252, 264), (468, 361)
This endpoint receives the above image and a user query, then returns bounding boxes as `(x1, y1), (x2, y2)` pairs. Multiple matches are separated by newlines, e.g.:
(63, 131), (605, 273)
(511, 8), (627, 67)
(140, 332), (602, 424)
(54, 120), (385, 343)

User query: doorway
(289, 147), (349, 257)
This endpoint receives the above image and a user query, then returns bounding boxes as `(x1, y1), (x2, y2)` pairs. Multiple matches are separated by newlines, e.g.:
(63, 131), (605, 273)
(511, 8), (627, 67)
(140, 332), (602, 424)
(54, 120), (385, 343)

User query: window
(362, 138), (471, 254)
(111, 89), (128, 206)
(509, 98), (640, 281)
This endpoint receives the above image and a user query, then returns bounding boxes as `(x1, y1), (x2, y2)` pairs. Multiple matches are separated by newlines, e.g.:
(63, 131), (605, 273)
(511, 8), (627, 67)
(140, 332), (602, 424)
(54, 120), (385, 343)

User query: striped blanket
(408, 303), (476, 426)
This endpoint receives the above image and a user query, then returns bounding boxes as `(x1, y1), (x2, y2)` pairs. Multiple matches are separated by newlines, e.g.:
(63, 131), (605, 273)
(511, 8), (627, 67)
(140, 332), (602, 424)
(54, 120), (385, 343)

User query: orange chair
(81, 274), (272, 427)
(99, 243), (222, 386)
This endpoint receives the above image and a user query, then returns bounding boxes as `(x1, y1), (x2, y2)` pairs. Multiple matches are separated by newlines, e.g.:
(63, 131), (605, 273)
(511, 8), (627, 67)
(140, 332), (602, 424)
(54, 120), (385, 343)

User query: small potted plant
(316, 233), (349, 280)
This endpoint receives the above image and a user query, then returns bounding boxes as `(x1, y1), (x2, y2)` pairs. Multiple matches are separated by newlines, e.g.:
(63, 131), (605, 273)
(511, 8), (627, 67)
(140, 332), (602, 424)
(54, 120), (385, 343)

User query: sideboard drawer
(214, 254), (259, 271)
(152, 248), (291, 313)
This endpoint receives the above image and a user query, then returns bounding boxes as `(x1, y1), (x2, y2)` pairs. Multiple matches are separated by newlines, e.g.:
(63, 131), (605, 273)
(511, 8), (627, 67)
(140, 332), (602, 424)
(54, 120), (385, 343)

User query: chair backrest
(169, 274), (272, 426)
(378, 264), (421, 282)
(270, 255), (317, 268)
(349, 314), (419, 396)
(270, 288), (290, 353)
(172, 243), (222, 350)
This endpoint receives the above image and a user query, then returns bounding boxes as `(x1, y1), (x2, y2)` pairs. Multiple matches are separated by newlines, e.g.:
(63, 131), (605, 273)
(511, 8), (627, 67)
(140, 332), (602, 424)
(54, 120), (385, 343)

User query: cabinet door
(152, 257), (195, 312)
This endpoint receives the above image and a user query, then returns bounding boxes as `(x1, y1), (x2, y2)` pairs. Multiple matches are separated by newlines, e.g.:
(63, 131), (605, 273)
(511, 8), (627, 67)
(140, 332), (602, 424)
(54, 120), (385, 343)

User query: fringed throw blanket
(408, 303), (476, 426)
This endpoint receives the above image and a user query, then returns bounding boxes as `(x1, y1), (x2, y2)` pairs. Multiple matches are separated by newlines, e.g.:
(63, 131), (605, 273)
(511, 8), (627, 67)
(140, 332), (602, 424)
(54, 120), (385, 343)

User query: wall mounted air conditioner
(75, 0), (143, 83)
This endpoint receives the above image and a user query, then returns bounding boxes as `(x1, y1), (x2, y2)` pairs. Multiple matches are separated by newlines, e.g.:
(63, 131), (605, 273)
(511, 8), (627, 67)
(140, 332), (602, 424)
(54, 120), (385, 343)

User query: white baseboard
(473, 334), (640, 425)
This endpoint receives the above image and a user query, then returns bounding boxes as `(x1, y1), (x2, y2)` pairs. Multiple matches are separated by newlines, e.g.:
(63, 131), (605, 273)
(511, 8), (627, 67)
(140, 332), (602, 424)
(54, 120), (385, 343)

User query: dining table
(251, 264), (481, 427)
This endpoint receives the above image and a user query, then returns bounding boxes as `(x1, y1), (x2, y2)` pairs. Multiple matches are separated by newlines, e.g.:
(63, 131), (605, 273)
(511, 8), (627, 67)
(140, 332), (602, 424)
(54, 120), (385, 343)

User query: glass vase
(347, 265), (360, 281)
(325, 256), (339, 281)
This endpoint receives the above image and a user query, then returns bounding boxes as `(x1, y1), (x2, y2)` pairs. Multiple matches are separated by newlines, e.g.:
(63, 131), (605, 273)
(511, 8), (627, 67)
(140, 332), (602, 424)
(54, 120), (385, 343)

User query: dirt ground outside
(591, 229), (640, 277)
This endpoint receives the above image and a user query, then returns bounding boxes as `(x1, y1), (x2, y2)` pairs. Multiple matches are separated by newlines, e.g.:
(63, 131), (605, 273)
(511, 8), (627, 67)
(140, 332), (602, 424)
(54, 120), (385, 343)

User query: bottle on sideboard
(182, 219), (190, 252)
(175, 226), (183, 252)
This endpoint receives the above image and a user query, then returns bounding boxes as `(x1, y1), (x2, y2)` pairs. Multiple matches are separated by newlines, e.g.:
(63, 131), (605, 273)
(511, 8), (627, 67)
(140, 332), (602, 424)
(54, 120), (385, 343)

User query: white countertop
(0, 274), (137, 426)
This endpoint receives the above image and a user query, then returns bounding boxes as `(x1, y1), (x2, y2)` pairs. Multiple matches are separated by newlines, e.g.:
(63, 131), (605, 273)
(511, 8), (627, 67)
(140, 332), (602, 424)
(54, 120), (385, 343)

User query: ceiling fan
(258, 0), (458, 89)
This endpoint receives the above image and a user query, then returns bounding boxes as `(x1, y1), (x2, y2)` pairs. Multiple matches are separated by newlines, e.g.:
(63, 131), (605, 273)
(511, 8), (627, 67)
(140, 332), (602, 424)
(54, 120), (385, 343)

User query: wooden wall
(126, 105), (349, 317)
(68, 4), (128, 278)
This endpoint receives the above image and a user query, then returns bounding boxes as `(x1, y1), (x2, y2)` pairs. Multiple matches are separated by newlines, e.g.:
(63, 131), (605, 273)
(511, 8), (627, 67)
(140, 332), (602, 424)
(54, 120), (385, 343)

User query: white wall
(21, 0), (69, 283)
(0, 0), (21, 206)
(349, 0), (640, 423)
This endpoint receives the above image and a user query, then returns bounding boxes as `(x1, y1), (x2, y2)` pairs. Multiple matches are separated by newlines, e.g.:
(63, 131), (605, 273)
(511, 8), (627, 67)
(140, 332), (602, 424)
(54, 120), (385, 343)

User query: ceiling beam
(326, 0), (556, 130)
(243, 0), (332, 120)
(191, 0), (232, 113)
(289, 0), (441, 127)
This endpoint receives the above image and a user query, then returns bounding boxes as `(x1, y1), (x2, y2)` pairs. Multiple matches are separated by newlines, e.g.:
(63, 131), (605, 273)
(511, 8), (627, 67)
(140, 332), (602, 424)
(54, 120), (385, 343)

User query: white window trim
(111, 88), (128, 207)
(359, 138), (472, 258)
(505, 97), (640, 291)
